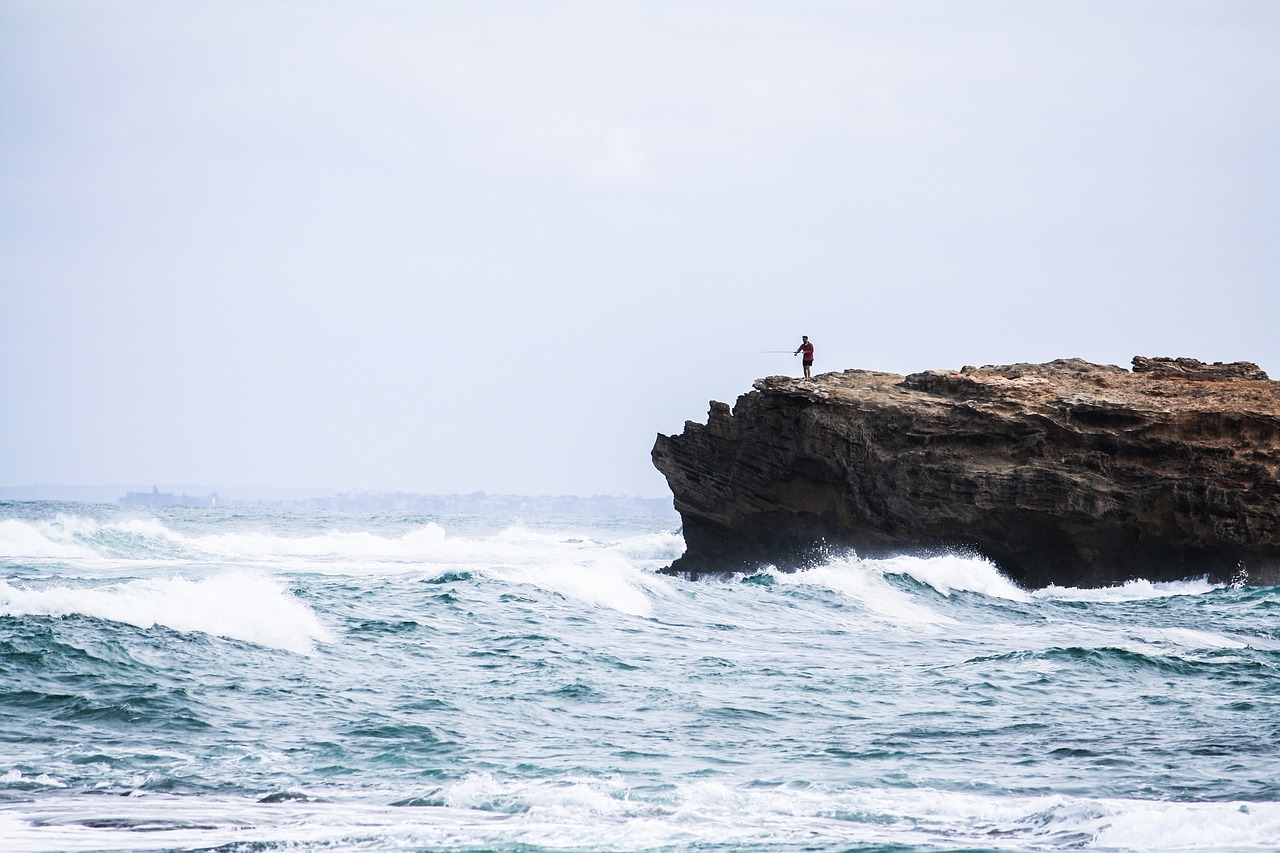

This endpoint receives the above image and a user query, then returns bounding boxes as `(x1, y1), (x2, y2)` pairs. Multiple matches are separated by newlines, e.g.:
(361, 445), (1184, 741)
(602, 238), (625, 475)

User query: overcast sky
(2, 1), (1277, 498)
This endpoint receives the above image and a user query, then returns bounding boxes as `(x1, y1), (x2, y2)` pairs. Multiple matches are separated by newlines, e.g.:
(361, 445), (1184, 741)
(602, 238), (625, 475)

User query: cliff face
(651, 357), (1280, 588)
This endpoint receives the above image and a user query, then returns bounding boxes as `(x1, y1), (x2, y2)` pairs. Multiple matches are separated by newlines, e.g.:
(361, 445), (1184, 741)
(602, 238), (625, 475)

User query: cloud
(586, 127), (649, 188)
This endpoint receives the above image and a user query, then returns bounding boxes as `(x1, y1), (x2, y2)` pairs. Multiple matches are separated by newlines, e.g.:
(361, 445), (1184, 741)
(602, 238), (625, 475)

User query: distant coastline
(0, 485), (676, 518)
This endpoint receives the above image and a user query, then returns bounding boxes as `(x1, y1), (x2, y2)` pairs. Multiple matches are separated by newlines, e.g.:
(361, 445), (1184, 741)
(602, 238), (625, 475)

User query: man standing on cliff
(795, 335), (814, 379)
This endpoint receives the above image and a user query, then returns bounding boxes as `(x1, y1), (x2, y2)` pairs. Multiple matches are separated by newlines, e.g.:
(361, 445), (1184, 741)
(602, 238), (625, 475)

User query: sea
(1, 502), (1279, 853)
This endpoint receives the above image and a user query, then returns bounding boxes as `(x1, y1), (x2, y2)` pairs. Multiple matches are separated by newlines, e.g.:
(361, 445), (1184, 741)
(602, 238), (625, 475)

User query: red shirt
(796, 341), (814, 359)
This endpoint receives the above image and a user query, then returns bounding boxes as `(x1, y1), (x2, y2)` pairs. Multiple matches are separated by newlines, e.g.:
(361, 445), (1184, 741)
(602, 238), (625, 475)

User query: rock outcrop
(652, 357), (1280, 588)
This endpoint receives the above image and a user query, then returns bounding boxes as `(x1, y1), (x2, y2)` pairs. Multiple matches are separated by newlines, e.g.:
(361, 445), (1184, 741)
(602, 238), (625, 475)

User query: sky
(1, 1), (1277, 498)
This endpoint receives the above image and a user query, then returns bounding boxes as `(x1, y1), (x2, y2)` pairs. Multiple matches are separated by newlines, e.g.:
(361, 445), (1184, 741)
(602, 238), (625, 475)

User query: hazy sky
(2, 1), (1277, 497)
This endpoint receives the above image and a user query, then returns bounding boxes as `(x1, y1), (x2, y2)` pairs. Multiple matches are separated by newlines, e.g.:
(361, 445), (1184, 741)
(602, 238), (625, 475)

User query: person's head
(802, 335), (808, 341)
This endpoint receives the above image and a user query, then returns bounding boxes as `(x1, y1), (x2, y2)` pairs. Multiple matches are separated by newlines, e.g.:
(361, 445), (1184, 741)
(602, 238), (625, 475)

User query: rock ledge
(652, 357), (1280, 587)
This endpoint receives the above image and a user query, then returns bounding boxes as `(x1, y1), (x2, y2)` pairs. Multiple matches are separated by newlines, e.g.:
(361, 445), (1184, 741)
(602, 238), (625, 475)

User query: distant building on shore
(119, 486), (219, 508)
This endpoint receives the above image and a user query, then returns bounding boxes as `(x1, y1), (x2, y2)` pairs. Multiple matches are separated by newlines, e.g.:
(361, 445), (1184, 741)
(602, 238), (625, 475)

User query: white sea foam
(1093, 799), (1280, 849)
(769, 556), (958, 629)
(0, 770), (66, 789)
(766, 552), (1029, 635)
(1091, 623), (1280, 659)
(0, 516), (200, 565)
(402, 776), (1280, 850)
(2, 780), (1278, 852)
(194, 524), (451, 562)
(972, 616), (1273, 666)
(0, 519), (100, 559)
(870, 552), (1032, 601)
(0, 573), (331, 654)
(606, 530), (686, 562)
(489, 554), (673, 618)
(188, 522), (683, 571)
(0, 515), (684, 576)
(1036, 576), (1219, 602)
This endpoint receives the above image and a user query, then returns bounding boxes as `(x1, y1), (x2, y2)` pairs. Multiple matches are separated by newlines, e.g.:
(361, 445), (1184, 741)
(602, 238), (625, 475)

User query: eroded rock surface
(652, 357), (1280, 587)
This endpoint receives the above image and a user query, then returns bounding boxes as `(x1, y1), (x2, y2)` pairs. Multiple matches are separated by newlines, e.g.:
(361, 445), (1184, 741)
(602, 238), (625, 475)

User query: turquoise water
(2, 502), (1279, 852)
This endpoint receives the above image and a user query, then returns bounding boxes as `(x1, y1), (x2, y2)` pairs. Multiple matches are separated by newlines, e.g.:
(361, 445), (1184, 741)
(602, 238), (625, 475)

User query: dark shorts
(803, 359), (813, 367)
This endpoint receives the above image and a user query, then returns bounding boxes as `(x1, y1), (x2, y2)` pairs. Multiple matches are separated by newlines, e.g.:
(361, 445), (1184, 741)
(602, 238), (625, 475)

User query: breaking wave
(0, 572), (331, 654)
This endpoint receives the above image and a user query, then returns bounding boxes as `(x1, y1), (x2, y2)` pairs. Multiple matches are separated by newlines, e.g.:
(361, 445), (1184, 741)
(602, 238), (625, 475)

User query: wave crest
(0, 573), (332, 655)
(0, 515), (684, 574)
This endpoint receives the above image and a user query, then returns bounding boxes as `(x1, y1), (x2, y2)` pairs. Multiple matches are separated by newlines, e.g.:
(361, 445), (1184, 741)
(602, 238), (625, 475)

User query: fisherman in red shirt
(795, 335), (814, 379)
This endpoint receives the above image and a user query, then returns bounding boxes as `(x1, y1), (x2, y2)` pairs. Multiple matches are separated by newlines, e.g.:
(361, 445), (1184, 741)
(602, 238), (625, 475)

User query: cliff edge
(652, 357), (1280, 588)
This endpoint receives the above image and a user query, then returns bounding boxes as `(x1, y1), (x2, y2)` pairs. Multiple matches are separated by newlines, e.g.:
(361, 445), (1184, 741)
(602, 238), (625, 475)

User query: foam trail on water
(1, 765), (1277, 851)
(769, 555), (958, 629)
(423, 774), (1280, 850)
(1035, 577), (1219, 602)
(1093, 798), (1280, 849)
(0, 573), (331, 654)
(488, 554), (672, 617)
(1130, 624), (1256, 651)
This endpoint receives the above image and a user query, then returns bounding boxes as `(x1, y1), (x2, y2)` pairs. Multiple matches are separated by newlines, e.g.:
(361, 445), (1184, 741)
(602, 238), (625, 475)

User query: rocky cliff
(651, 357), (1280, 588)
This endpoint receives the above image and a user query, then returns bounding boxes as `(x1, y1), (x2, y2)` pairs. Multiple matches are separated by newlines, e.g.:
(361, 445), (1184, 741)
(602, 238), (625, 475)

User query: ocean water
(1, 503), (1279, 852)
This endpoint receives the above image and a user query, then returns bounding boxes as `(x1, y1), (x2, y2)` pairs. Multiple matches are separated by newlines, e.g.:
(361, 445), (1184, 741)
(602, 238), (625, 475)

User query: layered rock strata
(652, 357), (1280, 588)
